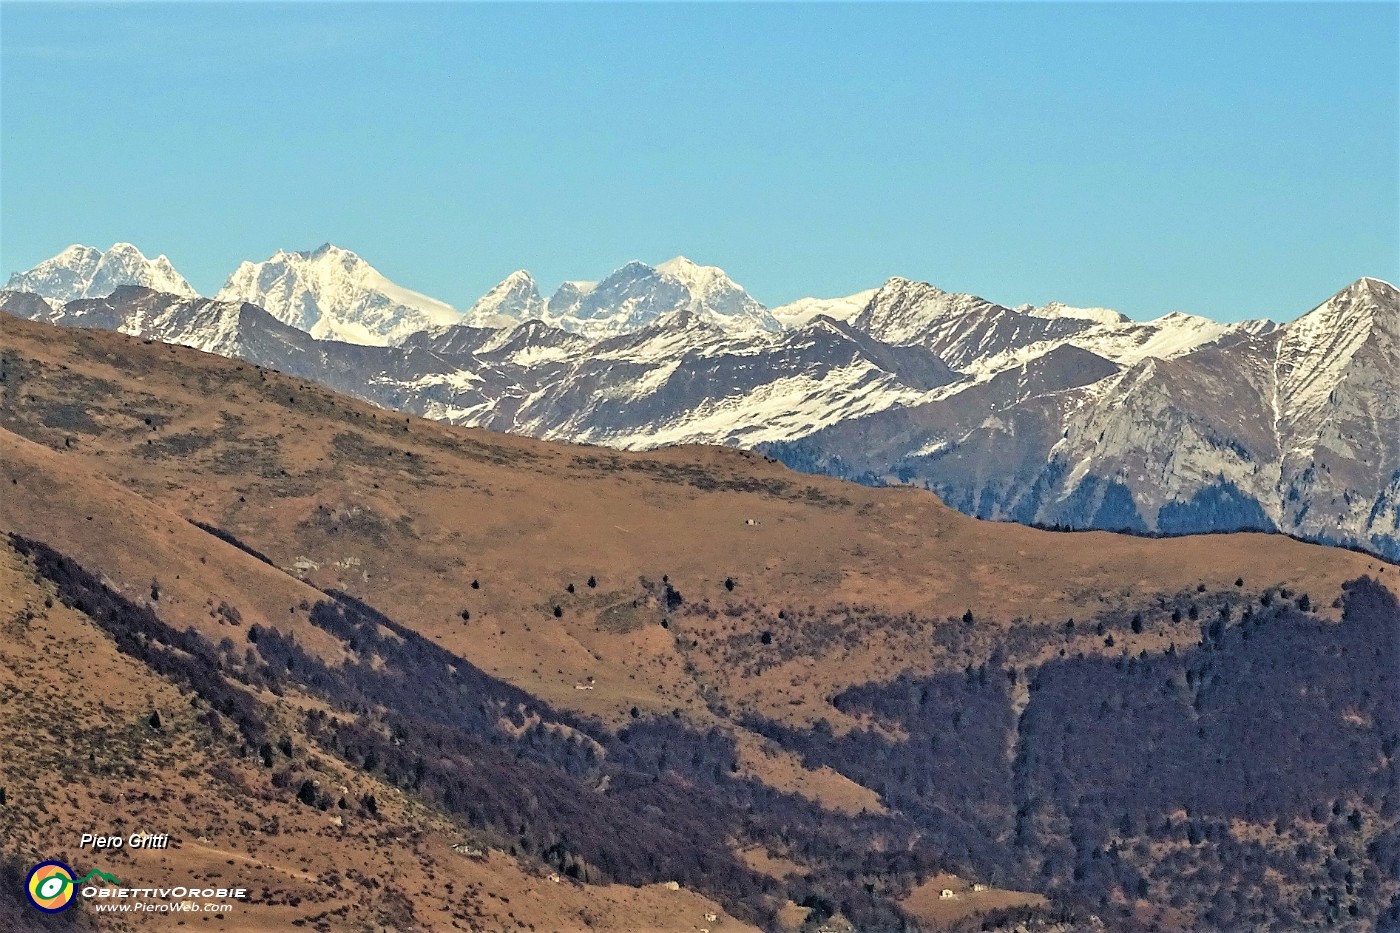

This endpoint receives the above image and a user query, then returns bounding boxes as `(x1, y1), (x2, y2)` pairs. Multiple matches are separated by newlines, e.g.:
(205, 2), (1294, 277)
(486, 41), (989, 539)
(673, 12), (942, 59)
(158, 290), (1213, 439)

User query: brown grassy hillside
(0, 539), (753, 933)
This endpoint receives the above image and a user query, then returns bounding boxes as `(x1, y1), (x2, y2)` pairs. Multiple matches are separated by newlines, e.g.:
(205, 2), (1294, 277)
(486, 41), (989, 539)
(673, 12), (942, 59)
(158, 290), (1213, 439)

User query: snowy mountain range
(455, 256), (781, 338)
(4, 242), (1396, 560)
(769, 277), (1399, 560)
(213, 244), (463, 345)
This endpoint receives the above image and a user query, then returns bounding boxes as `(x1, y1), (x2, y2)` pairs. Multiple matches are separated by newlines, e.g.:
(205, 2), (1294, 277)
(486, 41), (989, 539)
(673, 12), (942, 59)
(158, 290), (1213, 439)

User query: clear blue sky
(2, 2), (1396, 322)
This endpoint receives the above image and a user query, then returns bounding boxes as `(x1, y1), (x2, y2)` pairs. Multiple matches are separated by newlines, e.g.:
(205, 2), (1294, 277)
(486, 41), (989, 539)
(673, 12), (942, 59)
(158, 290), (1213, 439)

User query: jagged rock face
(1044, 278), (1400, 554)
(214, 244), (462, 346)
(5, 243), (196, 304)
(759, 344), (1122, 510)
(1273, 278), (1400, 556)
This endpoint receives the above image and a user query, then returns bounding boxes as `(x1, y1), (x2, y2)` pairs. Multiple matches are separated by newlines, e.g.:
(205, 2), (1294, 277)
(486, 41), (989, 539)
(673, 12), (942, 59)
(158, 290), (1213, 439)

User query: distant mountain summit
(650, 256), (781, 334)
(770, 289), (878, 328)
(451, 256), (781, 338)
(6, 244), (780, 341)
(463, 270), (546, 329)
(531, 257), (780, 338)
(5, 243), (196, 304)
(214, 244), (462, 346)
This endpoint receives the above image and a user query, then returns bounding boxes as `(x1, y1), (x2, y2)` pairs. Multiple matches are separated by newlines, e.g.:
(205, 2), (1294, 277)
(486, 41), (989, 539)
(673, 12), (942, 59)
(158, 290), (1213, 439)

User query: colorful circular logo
(26, 861), (76, 913)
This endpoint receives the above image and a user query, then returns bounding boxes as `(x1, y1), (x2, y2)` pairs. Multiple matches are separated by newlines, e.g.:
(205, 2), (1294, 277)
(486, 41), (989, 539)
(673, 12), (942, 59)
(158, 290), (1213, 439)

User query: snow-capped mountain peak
(6, 242), (197, 304)
(214, 244), (461, 346)
(655, 255), (730, 296)
(500, 269), (537, 287)
(1279, 276), (1393, 357)
(657, 257), (781, 333)
(548, 280), (597, 304)
(1346, 275), (1399, 312)
(851, 277), (1013, 348)
(770, 289), (879, 328)
(1024, 301), (1129, 326)
(1272, 276), (1399, 440)
(538, 258), (779, 338)
(463, 270), (544, 329)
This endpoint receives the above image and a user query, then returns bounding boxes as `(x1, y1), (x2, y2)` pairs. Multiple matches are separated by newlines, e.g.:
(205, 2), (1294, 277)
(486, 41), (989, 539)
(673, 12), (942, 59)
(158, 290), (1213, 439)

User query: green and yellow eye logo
(26, 861), (75, 913)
